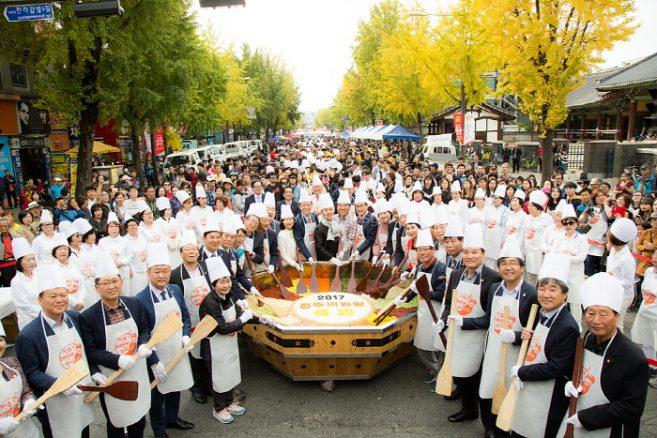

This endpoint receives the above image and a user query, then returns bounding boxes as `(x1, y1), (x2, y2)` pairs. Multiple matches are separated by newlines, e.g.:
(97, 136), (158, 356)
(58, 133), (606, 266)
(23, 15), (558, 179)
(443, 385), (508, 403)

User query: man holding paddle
(16, 264), (96, 438)
(136, 243), (195, 437)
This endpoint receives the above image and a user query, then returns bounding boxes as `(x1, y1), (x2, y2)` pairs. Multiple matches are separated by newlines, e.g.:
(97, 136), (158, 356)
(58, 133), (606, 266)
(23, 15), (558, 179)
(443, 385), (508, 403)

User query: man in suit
(350, 190), (378, 261)
(136, 243), (194, 437)
(293, 193), (318, 263)
(243, 180), (265, 216)
(219, 216), (260, 300)
(440, 224), (501, 425)
(276, 186), (300, 221)
(198, 219), (222, 261)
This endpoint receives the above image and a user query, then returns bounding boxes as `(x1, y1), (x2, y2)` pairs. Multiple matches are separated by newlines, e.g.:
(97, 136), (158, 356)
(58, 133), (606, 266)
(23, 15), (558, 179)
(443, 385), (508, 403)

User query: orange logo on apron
(643, 292), (656, 305)
(166, 310), (181, 319)
(456, 293), (478, 316)
(191, 286), (209, 307)
(579, 367), (596, 395)
(139, 251), (147, 263)
(0, 395), (20, 418)
(114, 332), (137, 355)
(525, 340), (543, 362)
(493, 311), (517, 334)
(58, 342), (83, 369)
(66, 278), (80, 295)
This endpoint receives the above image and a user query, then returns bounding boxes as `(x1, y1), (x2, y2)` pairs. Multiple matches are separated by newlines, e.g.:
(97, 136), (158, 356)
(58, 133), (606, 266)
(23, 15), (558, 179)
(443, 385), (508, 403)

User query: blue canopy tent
(381, 125), (421, 141)
(340, 130), (350, 139)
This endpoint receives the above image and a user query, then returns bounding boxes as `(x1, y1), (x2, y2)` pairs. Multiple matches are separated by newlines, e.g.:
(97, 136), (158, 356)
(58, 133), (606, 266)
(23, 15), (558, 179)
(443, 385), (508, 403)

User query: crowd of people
(0, 136), (653, 438)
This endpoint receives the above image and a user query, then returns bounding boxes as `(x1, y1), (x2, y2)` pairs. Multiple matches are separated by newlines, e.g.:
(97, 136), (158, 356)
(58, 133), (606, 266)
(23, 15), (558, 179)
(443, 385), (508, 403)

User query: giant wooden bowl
(242, 261), (419, 381)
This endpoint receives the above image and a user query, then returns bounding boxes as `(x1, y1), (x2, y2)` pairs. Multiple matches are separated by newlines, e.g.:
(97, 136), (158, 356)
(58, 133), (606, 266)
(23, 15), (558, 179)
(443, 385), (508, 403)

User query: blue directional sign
(4, 3), (54, 22)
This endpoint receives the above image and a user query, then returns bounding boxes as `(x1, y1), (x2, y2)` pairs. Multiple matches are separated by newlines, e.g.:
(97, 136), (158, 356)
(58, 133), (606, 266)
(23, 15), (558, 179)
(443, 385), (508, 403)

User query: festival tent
(340, 130), (350, 139)
(369, 124), (397, 141)
(382, 124), (422, 141)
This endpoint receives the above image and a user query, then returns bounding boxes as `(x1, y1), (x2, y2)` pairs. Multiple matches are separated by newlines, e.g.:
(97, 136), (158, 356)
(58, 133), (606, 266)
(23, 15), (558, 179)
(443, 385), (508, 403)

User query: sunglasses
(561, 219), (577, 226)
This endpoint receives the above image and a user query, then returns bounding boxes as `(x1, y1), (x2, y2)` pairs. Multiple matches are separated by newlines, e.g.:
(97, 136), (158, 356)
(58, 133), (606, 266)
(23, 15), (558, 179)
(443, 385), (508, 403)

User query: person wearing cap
(469, 236), (538, 438)
(278, 205), (303, 271)
(99, 212), (132, 296)
(540, 199), (566, 255)
(443, 218), (465, 280)
(198, 218), (223, 262)
(410, 182), (430, 210)
(448, 180), (468, 219)
(292, 188), (318, 263)
(440, 224), (501, 424)
(51, 233), (86, 312)
(27, 202), (42, 232)
(10, 237), (41, 330)
(16, 264), (96, 438)
(139, 206), (164, 245)
(560, 273), (648, 437)
(632, 261), (657, 388)
(371, 200), (394, 263)
(136, 243), (194, 436)
(634, 163), (655, 195)
(192, 183), (214, 236)
(350, 189), (378, 262)
(506, 189), (528, 243)
(483, 185), (510, 269)
(315, 193), (341, 264)
(174, 190), (196, 234)
(332, 190), (357, 261)
(31, 209), (63, 266)
(125, 214), (150, 296)
(467, 188), (488, 229)
(250, 202), (279, 274)
(154, 196), (183, 267)
(80, 251), (156, 438)
(219, 216), (260, 301)
(605, 218), (637, 331)
(200, 257), (263, 424)
(547, 203), (587, 328)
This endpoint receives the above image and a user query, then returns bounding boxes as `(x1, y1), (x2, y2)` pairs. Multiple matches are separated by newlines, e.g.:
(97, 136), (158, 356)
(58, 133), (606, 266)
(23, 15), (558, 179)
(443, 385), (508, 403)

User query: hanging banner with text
(453, 113), (464, 145)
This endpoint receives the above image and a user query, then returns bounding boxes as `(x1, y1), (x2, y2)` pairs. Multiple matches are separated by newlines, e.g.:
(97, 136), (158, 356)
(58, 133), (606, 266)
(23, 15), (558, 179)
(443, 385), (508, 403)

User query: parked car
(164, 150), (202, 171)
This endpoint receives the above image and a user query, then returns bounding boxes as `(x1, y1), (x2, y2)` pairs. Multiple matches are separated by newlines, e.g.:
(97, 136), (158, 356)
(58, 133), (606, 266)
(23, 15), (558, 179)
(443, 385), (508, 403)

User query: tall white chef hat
(175, 190), (191, 204)
(450, 180), (461, 193)
(514, 189), (526, 201)
(225, 215), (246, 235)
(538, 253), (570, 283)
(529, 190), (549, 208)
(156, 196), (171, 211)
(195, 184), (207, 199)
(415, 228), (434, 248)
(554, 199), (568, 216)
(493, 185), (507, 198)
(51, 234), (69, 251)
(434, 208), (450, 225)
(499, 235), (523, 260)
(180, 229), (198, 249)
(94, 251), (120, 279)
(336, 190), (351, 205)
(107, 211), (120, 225)
(264, 192), (276, 207)
(462, 223), (484, 249)
(12, 237), (35, 260)
(40, 209), (54, 224)
(73, 218), (93, 236)
(36, 264), (67, 294)
(207, 256), (230, 283)
(318, 193), (334, 210)
(560, 203), (577, 219)
(202, 217), (221, 235)
(411, 181), (423, 193)
(280, 204), (294, 220)
(474, 188), (486, 199)
(609, 218), (637, 243)
(420, 211), (435, 230)
(431, 186), (443, 197)
(581, 272), (623, 313)
(445, 217), (464, 238)
(406, 209), (421, 226)
(298, 188), (311, 203)
(58, 221), (77, 239)
(375, 200), (392, 215)
(343, 178), (354, 190)
(354, 190), (368, 205)
(311, 174), (322, 187)
(147, 242), (170, 268)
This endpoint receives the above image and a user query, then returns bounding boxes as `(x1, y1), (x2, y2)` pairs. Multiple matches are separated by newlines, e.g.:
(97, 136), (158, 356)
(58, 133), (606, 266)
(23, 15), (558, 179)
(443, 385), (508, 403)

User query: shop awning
(68, 141), (121, 155)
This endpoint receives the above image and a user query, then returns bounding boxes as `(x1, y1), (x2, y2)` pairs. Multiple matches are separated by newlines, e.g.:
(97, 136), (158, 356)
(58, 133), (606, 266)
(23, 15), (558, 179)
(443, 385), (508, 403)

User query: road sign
(4, 3), (53, 22)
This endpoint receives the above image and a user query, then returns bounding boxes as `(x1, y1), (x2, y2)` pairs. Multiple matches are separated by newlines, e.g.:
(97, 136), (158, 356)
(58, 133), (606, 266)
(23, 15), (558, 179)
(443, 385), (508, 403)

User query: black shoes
(168, 417), (195, 430)
(191, 390), (207, 404)
(447, 410), (478, 422)
(444, 387), (461, 401)
(484, 429), (496, 438)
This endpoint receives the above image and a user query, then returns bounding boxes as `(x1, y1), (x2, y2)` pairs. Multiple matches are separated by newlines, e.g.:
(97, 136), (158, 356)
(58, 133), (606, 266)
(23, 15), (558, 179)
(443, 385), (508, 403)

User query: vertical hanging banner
(464, 112), (476, 145)
(453, 113), (464, 145)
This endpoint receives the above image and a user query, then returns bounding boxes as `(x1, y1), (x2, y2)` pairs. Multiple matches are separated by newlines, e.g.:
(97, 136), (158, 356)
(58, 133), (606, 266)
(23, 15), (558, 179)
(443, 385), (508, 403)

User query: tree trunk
(540, 129), (554, 184)
(130, 124), (146, 187)
(75, 108), (97, 195)
(150, 131), (160, 186)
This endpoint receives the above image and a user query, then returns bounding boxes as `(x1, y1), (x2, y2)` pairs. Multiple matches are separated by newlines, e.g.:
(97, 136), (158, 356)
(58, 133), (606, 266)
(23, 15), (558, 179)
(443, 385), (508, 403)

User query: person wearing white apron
(560, 273), (648, 438)
(398, 210), (421, 274)
(371, 201), (393, 264)
(79, 251), (155, 438)
(440, 224), (501, 424)
(200, 257), (267, 424)
(139, 209), (164, 244)
(395, 228), (448, 381)
(510, 254), (580, 438)
(136, 243), (195, 436)
(632, 268), (657, 376)
(31, 209), (63, 266)
(198, 217), (223, 261)
(14, 264), (95, 438)
(604, 218), (638, 331)
(252, 212), (279, 274)
(0, 327), (40, 438)
(293, 189), (318, 263)
(476, 236), (537, 438)
(523, 190), (551, 285)
(174, 190), (197, 240)
(154, 197), (182, 267)
(505, 190), (527, 253)
(351, 190), (377, 262)
(192, 185), (215, 239)
(10, 237), (41, 330)
(124, 217), (149, 297)
(278, 205), (303, 271)
(98, 212), (131, 297)
(73, 218), (101, 308)
(51, 236), (87, 311)
(483, 186), (509, 269)
(448, 180), (468, 219)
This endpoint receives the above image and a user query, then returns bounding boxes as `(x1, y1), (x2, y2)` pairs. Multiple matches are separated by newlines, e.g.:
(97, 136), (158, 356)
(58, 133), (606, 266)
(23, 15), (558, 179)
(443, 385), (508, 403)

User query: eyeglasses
(97, 279), (121, 287)
(561, 220), (577, 226)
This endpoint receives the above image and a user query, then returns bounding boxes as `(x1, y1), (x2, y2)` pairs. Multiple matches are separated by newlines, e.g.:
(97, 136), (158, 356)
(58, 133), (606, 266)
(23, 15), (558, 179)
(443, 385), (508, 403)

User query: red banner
(153, 129), (165, 155)
(453, 113), (464, 145)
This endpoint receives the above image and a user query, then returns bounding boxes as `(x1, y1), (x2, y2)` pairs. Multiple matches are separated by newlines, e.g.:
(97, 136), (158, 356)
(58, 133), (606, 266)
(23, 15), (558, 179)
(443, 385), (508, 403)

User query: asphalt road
(88, 313), (657, 438)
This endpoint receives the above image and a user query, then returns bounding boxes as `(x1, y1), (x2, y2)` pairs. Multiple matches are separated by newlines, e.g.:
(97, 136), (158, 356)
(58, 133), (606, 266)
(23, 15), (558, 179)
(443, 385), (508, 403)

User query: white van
(223, 141), (244, 160)
(209, 144), (226, 163)
(422, 134), (457, 163)
(249, 139), (262, 154)
(193, 145), (215, 163)
(164, 150), (202, 171)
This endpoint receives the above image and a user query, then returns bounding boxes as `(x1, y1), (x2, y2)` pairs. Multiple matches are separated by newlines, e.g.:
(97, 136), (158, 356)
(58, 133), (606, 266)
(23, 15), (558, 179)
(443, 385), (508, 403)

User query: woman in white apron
(297, 188), (317, 262)
(604, 218), (637, 331)
(467, 189), (487, 229)
(124, 217), (148, 296)
(523, 190), (551, 285)
(73, 218), (101, 308)
(52, 236), (86, 311)
(483, 186), (509, 269)
(174, 191), (196, 239)
(98, 212), (131, 296)
(632, 269), (657, 372)
(372, 201), (392, 262)
(200, 257), (261, 424)
(505, 190), (527, 253)
(192, 185), (214, 238)
(0, 328), (39, 438)
(154, 197), (182, 267)
(139, 208), (163, 244)
(31, 210), (63, 266)
(277, 206), (303, 271)
(352, 190), (375, 262)
(10, 238), (41, 330)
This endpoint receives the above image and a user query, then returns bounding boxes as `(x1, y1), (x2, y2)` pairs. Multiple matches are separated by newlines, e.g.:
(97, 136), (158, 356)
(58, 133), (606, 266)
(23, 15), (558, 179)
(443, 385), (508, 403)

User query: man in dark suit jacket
(275, 186), (300, 220)
(243, 180), (265, 215)
(384, 221), (405, 267)
(351, 200), (378, 261)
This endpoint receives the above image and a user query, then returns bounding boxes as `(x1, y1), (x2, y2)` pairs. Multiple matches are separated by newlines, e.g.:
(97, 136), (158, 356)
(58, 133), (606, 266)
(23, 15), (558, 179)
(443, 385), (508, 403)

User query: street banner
(464, 112), (476, 145)
(453, 113), (464, 144)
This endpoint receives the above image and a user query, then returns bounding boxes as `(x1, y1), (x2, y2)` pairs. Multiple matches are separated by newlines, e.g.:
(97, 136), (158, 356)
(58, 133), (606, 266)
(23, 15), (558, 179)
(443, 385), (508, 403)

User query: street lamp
(199, 0), (246, 7)
(73, 0), (124, 18)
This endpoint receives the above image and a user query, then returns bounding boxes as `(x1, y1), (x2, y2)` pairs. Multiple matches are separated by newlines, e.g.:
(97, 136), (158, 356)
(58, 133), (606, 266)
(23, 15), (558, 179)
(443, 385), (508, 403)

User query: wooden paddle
(150, 315), (218, 390)
(78, 381), (138, 401)
(435, 289), (459, 396)
(347, 259), (357, 292)
(564, 336), (585, 438)
(355, 251), (384, 293)
(310, 262), (320, 292)
(330, 261), (342, 291)
(495, 304), (539, 431)
(296, 265), (308, 295)
(271, 271), (294, 300)
(85, 313), (183, 403)
(416, 274), (447, 347)
(15, 360), (89, 422)
(373, 274), (429, 325)
(278, 260), (294, 288)
(492, 306), (511, 414)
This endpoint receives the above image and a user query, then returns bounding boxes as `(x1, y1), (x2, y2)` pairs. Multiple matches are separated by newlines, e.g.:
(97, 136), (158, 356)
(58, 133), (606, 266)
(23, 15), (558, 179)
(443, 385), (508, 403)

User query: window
(9, 64), (28, 88)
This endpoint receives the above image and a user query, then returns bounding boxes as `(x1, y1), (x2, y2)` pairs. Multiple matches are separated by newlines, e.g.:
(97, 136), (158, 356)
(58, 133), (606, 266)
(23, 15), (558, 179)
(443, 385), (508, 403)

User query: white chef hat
(73, 218), (93, 236)
(411, 181), (422, 193)
(58, 221), (77, 239)
(462, 223), (484, 249)
(396, 199), (410, 217)
(195, 184), (207, 199)
(415, 228), (434, 248)
(609, 218), (637, 243)
(94, 251), (120, 279)
(280, 204), (294, 220)
(317, 192), (333, 211)
(255, 202), (269, 218)
(529, 190), (548, 208)
(202, 217), (221, 235)
(560, 203), (577, 219)
(474, 188), (486, 199)
(343, 178), (354, 190)
(375, 200), (392, 215)
(431, 186), (443, 197)
(538, 253), (570, 283)
(36, 264), (67, 294)
(264, 192), (276, 207)
(298, 188), (311, 203)
(354, 190), (368, 205)
(581, 272), (623, 313)
(180, 229), (198, 249)
(499, 235), (523, 260)
(40, 209), (54, 224)
(493, 185), (507, 198)
(225, 215), (246, 235)
(207, 256), (230, 283)
(175, 190), (191, 204)
(420, 211), (434, 230)
(434, 208), (450, 225)
(147, 242), (170, 268)
(445, 217), (464, 237)
(12, 237), (35, 260)
(406, 210), (421, 226)
(107, 211), (120, 225)
(156, 196), (171, 211)
(394, 178), (404, 193)
(336, 190), (351, 205)
(450, 180), (461, 193)
(51, 234), (69, 251)
(265, 165), (275, 174)
(554, 199), (568, 216)
(312, 174), (322, 186)
(376, 183), (385, 194)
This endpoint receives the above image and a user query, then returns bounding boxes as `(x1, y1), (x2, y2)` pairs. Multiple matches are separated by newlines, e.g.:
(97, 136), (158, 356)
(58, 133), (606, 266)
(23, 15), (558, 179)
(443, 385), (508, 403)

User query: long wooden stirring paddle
(492, 306), (511, 414)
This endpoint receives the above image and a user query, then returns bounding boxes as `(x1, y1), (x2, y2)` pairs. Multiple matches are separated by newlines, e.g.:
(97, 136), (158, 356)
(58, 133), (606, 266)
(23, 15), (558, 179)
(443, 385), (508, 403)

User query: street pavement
(88, 312), (657, 438)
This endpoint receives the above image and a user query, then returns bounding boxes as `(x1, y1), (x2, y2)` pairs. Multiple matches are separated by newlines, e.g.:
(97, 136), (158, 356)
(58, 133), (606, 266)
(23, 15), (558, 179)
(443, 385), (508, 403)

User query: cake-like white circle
(292, 293), (373, 325)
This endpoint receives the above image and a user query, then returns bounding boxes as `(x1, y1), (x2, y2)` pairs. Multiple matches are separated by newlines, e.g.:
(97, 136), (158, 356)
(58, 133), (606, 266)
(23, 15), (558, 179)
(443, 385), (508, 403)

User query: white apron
(58, 262), (85, 309)
(182, 267), (211, 359)
(149, 290), (193, 394)
(98, 303), (150, 428)
(511, 314), (556, 437)
(413, 271), (444, 352)
(40, 315), (95, 438)
(127, 235), (148, 296)
(631, 290), (657, 347)
(372, 223), (388, 258)
(0, 364), (39, 438)
(209, 301), (241, 393)
(77, 246), (99, 308)
(354, 219), (371, 261)
(302, 217), (317, 261)
(524, 217), (544, 275)
(449, 280), (487, 378)
(484, 207), (506, 261)
(479, 288), (522, 398)
(557, 334), (615, 438)
(253, 234), (270, 272)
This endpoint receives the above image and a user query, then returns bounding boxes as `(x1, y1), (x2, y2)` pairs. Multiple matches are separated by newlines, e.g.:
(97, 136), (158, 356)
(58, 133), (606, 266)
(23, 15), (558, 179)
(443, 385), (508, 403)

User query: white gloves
(381, 257), (390, 267)
(393, 295), (407, 306)
(22, 398), (39, 417)
(336, 251), (345, 260)
(510, 365), (523, 389)
(564, 381), (582, 398)
(182, 335), (191, 347)
(137, 344), (153, 358)
(350, 251), (360, 260)
(566, 413), (582, 429)
(371, 256), (378, 265)
(0, 417), (19, 435)
(510, 365), (521, 380)
(250, 287), (262, 297)
(308, 257), (316, 264)
(151, 362), (168, 382)
(118, 354), (136, 370)
(239, 309), (254, 324)
(92, 372), (107, 386)
(499, 329), (516, 344)
(433, 320), (445, 334)
(448, 315), (463, 327)
(330, 257), (342, 266)
(62, 385), (83, 396)
(267, 265), (275, 274)
(294, 262), (304, 272)
(236, 299), (249, 310)
(400, 271), (410, 281)
(259, 316), (276, 327)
